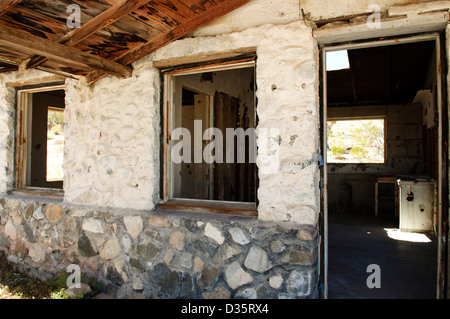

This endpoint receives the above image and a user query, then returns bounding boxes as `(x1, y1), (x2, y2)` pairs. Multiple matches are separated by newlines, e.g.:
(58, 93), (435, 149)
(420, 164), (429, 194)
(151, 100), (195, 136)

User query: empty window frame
(16, 86), (66, 190)
(162, 58), (257, 214)
(327, 117), (386, 164)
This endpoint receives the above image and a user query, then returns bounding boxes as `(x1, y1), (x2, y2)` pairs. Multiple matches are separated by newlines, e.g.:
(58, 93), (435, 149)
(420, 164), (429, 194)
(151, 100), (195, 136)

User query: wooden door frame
(320, 33), (447, 299)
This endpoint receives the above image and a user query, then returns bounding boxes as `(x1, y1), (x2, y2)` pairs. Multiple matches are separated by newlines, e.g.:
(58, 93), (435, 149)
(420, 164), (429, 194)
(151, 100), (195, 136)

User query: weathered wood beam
(0, 0), (21, 17)
(119, 0), (251, 65)
(0, 62), (18, 73)
(0, 24), (132, 78)
(23, 0), (151, 70)
(86, 0), (251, 82)
(20, 55), (46, 71)
(61, 0), (151, 47)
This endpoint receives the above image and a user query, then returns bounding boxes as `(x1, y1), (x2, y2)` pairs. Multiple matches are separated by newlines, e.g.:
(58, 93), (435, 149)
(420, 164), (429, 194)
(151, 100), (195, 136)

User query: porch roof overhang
(0, 0), (250, 82)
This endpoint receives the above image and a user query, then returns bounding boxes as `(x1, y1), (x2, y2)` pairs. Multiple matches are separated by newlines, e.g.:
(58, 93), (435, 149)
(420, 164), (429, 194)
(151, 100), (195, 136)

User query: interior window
(327, 118), (385, 164)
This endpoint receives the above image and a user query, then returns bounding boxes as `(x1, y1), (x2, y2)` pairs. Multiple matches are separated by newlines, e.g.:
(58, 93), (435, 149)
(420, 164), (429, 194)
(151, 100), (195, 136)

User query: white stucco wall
(187, 0), (302, 37)
(152, 20), (320, 225)
(63, 65), (161, 211)
(300, 0), (430, 21)
(0, 69), (59, 194)
(0, 80), (15, 194)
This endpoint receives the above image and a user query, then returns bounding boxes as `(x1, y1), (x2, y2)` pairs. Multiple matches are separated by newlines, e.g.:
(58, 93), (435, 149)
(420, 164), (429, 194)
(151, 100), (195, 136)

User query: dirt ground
(0, 252), (68, 299)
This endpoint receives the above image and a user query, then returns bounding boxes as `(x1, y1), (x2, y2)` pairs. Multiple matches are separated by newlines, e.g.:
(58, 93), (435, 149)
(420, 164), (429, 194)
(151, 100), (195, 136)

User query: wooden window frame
(159, 57), (258, 217)
(320, 33), (446, 299)
(13, 84), (65, 198)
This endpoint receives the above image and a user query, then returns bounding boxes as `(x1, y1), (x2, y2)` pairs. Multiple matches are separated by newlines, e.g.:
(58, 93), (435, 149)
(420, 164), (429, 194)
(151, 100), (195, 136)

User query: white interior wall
(327, 103), (425, 215)
(173, 68), (255, 122)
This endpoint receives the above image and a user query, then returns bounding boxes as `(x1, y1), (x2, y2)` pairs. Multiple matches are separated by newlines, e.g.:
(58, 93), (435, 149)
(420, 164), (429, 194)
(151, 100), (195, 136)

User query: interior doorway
(320, 34), (446, 299)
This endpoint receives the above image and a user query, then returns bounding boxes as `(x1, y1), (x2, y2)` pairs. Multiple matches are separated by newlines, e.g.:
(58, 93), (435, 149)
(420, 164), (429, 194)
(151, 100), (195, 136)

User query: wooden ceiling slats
(159, 0), (197, 18)
(0, 61), (18, 70)
(0, 47), (28, 64)
(109, 15), (163, 42)
(62, 0), (151, 47)
(129, 5), (181, 32)
(144, 0), (193, 20)
(2, 6), (69, 41)
(0, 24), (132, 78)
(79, 32), (147, 61)
(181, 0), (220, 14)
(18, 1), (73, 24)
(65, 0), (111, 18)
(0, 0), (22, 17)
(0, 0), (251, 81)
(117, 0), (251, 66)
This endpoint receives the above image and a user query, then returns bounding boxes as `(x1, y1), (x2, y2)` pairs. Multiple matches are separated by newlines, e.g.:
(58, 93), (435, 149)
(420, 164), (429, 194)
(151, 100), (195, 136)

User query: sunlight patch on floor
(384, 228), (432, 243)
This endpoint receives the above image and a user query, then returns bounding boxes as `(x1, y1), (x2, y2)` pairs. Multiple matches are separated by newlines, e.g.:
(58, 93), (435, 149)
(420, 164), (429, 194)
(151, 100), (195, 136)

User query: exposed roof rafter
(0, 24), (132, 78)
(120, 0), (251, 65)
(0, 0), (251, 82)
(0, 0), (21, 17)
(22, 0), (151, 71)
(86, 0), (251, 82)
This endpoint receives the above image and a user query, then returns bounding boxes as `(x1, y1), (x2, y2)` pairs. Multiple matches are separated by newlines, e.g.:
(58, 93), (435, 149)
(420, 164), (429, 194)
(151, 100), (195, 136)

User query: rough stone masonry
(0, 197), (319, 298)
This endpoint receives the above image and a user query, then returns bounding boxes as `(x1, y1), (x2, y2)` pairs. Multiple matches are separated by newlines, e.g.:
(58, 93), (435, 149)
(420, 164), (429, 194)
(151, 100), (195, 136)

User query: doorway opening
(321, 35), (446, 298)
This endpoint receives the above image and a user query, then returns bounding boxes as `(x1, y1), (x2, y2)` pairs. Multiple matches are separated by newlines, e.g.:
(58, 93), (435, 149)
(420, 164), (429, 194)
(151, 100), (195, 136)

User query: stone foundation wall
(0, 196), (319, 299)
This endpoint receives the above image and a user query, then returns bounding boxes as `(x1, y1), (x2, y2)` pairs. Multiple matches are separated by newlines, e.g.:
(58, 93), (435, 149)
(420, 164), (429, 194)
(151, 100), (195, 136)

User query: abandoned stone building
(0, 0), (449, 299)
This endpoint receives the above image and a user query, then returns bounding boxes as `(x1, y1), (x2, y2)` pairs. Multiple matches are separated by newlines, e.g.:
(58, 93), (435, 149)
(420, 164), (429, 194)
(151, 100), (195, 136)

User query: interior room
(325, 39), (440, 298)
(169, 65), (257, 204)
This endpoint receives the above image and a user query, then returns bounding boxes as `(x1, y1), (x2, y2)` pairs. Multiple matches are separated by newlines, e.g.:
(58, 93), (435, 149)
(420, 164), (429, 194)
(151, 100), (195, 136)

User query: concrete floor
(328, 214), (437, 299)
